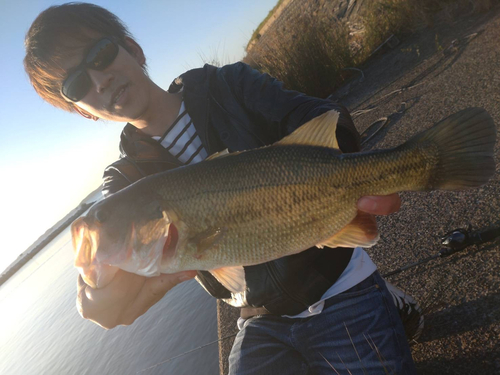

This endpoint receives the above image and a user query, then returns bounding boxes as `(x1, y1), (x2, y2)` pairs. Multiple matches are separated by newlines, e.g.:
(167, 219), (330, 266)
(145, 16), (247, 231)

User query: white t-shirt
(283, 247), (376, 318)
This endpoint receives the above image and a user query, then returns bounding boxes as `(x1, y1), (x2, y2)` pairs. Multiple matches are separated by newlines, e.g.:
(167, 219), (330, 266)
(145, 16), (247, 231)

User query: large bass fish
(72, 108), (496, 294)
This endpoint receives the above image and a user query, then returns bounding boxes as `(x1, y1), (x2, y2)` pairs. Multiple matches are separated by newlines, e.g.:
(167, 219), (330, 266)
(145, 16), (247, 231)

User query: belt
(240, 306), (271, 319)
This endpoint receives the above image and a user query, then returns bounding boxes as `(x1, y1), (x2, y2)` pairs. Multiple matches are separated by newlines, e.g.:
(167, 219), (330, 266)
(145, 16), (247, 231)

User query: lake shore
(0, 187), (101, 287)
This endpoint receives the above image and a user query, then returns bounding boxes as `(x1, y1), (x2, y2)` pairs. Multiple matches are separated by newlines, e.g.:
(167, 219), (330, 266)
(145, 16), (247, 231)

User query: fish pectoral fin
(205, 148), (230, 160)
(190, 227), (227, 258)
(275, 110), (341, 150)
(317, 211), (379, 249)
(210, 266), (246, 293)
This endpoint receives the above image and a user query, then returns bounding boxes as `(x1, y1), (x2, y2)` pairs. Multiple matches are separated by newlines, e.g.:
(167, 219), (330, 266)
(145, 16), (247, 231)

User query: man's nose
(87, 69), (114, 94)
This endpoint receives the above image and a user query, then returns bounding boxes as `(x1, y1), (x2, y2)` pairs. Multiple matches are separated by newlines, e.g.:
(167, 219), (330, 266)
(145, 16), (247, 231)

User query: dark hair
(24, 2), (144, 112)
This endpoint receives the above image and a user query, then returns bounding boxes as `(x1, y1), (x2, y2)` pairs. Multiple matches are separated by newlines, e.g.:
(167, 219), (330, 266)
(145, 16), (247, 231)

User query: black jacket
(102, 62), (361, 315)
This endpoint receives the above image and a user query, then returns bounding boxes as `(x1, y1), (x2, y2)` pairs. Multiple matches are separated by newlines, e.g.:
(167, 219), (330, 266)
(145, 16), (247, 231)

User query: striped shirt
(152, 101), (208, 165)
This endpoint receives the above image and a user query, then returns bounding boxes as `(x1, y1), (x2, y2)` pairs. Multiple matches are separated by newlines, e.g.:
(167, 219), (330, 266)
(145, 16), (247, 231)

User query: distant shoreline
(0, 186), (101, 287)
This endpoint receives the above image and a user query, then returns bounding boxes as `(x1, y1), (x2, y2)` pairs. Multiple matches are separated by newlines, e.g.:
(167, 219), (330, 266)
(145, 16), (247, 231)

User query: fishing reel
(440, 224), (500, 257)
(383, 224), (500, 277)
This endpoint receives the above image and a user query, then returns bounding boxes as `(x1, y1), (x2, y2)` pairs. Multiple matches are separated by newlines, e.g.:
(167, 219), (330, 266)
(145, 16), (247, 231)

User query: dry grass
(243, 13), (355, 98)
(359, 0), (418, 62)
(197, 45), (233, 68)
(361, 0), (496, 55)
(246, 0), (286, 50)
(243, 0), (496, 97)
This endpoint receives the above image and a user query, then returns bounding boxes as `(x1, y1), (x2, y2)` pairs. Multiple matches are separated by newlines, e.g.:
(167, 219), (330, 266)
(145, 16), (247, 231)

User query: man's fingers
(153, 271), (198, 293)
(76, 270), (198, 328)
(76, 274), (92, 318)
(77, 274), (87, 295)
(357, 194), (401, 215)
(85, 270), (145, 304)
(118, 271), (198, 325)
(76, 271), (144, 321)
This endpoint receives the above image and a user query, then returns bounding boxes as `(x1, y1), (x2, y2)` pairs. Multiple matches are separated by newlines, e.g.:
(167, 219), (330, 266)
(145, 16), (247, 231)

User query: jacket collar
(169, 65), (225, 154)
(119, 123), (180, 166)
(119, 65), (223, 162)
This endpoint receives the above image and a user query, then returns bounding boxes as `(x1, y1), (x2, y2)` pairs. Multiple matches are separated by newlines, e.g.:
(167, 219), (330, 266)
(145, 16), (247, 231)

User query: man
(24, 3), (421, 374)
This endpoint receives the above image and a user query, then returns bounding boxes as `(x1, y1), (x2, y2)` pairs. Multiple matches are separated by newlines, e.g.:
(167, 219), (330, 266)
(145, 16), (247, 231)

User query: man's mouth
(111, 84), (128, 107)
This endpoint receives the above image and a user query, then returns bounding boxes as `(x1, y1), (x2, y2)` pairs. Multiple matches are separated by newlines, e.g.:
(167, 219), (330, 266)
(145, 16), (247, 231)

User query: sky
(0, 0), (278, 273)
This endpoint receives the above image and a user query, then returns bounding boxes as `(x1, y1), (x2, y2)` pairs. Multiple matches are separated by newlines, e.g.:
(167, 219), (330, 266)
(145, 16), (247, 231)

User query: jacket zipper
(204, 97), (212, 152)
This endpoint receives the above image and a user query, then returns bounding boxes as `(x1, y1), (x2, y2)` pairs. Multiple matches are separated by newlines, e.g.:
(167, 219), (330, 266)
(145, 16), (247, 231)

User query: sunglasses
(61, 37), (119, 102)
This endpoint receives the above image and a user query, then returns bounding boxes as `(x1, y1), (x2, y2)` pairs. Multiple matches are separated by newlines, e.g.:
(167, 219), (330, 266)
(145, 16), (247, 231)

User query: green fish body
(72, 108), (496, 291)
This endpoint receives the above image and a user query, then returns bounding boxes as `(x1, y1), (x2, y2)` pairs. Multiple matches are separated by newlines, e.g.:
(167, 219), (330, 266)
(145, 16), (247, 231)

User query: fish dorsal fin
(275, 110), (340, 149)
(316, 211), (379, 249)
(205, 149), (230, 161)
(210, 266), (246, 293)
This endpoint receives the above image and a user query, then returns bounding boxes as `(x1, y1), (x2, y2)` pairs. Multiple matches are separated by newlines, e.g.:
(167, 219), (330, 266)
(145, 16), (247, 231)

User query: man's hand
(77, 269), (197, 329)
(357, 193), (401, 216)
(356, 194), (401, 242)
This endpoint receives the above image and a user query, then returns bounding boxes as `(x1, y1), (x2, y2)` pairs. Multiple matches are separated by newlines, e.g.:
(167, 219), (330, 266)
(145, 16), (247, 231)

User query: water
(0, 210), (219, 374)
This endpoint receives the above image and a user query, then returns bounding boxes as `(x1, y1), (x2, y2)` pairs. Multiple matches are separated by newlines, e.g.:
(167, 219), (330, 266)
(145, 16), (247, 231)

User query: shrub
(246, 14), (354, 98)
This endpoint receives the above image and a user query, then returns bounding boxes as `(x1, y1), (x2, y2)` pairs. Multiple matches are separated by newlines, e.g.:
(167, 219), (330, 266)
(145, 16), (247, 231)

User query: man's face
(61, 37), (151, 122)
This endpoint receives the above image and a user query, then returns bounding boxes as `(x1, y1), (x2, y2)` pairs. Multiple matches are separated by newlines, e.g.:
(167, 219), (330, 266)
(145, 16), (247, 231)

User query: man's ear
(74, 105), (99, 121)
(124, 37), (146, 66)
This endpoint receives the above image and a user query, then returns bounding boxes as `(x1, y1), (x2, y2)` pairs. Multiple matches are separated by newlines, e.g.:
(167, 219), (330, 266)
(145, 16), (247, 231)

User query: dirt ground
(217, 6), (500, 375)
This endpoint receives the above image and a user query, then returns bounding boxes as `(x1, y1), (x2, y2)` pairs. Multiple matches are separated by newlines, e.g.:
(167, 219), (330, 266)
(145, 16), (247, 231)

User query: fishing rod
(382, 224), (500, 278)
(136, 333), (237, 374)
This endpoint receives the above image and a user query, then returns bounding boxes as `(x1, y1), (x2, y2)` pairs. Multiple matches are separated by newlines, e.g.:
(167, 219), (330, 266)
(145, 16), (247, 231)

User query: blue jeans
(229, 271), (417, 375)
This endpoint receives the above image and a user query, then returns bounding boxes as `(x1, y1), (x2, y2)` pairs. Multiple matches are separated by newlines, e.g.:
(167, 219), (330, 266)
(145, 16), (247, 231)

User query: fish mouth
(162, 224), (178, 261)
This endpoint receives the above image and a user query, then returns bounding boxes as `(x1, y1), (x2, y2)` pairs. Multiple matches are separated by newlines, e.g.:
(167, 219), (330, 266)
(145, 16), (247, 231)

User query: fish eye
(95, 208), (108, 223)
(144, 201), (163, 219)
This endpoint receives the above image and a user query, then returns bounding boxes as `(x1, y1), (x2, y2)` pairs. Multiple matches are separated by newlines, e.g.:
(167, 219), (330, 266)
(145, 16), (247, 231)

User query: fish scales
(151, 147), (340, 267)
(145, 144), (436, 270)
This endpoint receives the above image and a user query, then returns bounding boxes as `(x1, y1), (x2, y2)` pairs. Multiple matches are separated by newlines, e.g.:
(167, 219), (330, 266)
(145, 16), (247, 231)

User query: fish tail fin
(407, 107), (496, 190)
